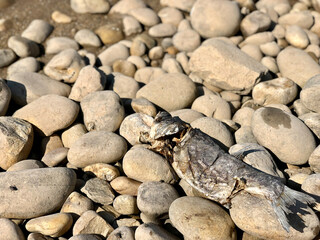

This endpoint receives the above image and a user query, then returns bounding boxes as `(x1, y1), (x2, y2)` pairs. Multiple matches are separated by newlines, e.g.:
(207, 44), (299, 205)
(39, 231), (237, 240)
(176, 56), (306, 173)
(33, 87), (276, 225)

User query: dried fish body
(140, 112), (315, 232)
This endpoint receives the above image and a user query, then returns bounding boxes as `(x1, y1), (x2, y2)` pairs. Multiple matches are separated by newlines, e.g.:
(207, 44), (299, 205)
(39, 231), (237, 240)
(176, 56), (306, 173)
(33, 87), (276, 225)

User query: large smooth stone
(230, 193), (319, 240)
(189, 39), (268, 94)
(277, 47), (320, 88)
(68, 131), (127, 168)
(13, 94), (79, 136)
(0, 167), (76, 219)
(169, 196), (237, 240)
(190, 0), (241, 38)
(0, 117), (33, 170)
(122, 147), (175, 183)
(136, 73), (197, 112)
(0, 218), (25, 240)
(7, 72), (71, 106)
(251, 107), (316, 165)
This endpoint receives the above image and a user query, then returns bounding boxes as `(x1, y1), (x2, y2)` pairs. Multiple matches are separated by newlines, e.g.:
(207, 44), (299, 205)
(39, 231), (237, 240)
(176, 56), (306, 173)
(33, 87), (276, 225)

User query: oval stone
(252, 107), (316, 165)
(68, 131), (127, 168)
(13, 94), (79, 136)
(169, 196), (237, 240)
(136, 73), (197, 112)
(0, 167), (76, 219)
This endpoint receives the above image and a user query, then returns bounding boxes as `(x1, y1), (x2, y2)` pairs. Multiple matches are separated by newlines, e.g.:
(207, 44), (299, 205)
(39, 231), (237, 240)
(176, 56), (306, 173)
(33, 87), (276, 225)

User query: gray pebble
(0, 48), (16, 67)
(41, 147), (68, 167)
(7, 57), (39, 78)
(8, 36), (40, 57)
(135, 223), (179, 240)
(107, 226), (135, 240)
(74, 29), (101, 47)
(46, 37), (79, 55)
(21, 19), (53, 43)
(7, 159), (44, 172)
(81, 178), (115, 205)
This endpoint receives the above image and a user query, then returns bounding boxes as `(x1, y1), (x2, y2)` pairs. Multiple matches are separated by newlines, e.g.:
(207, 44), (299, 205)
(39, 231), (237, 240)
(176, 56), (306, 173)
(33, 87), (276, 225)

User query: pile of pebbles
(0, 0), (320, 239)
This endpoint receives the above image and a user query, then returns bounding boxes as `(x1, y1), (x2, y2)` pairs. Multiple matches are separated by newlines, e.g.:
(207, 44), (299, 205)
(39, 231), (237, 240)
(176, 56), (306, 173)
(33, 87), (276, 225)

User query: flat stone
(148, 23), (177, 38)
(26, 213), (73, 237)
(169, 196), (237, 240)
(110, 0), (146, 14)
(0, 218), (25, 240)
(251, 107), (316, 165)
(60, 191), (94, 217)
(68, 131), (127, 168)
(69, 66), (106, 102)
(135, 223), (179, 240)
(191, 117), (234, 149)
(71, 0), (110, 13)
(80, 91), (124, 132)
(137, 181), (179, 218)
(83, 163), (120, 181)
(191, 94), (231, 120)
(123, 147), (175, 183)
(74, 29), (101, 47)
(252, 77), (298, 106)
(98, 43), (129, 66)
(110, 176), (141, 196)
(0, 167), (76, 219)
(46, 37), (79, 55)
(300, 74), (320, 113)
(129, 7), (159, 27)
(0, 117), (33, 170)
(21, 19), (53, 43)
(13, 94), (79, 136)
(8, 36), (40, 57)
(191, 0), (241, 38)
(95, 24), (124, 45)
(230, 192), (319, 240)
(44, 49), (85, 83)
(136, 73), (197, 112)
(81, 177), (115, 205)
(61, 123), (87, 148)
(0, 79), (11, 116)
(107, 226), (135, 240)
(7, 57), (39, 78)
(277, 47), (320, 88)
(7, 72), (71, 106)
(278, 11), (314, 29)
(7, 159), (44, 172)
(239, 32), (275, 47)
(189, 39), (268, 94)
(113, 195), (139, 215)
(0, 48), (16, 67)
(73, 210), (114, 237)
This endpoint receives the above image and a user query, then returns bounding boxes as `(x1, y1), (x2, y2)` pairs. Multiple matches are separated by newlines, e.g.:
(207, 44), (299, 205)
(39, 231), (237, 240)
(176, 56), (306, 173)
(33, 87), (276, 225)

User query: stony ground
(0, 0), (320, 239)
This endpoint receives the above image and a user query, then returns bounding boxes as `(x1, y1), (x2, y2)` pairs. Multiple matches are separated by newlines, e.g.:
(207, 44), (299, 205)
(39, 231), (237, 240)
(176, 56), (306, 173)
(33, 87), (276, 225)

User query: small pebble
(129, 7), (159, 27)
(61, 123), (87, 148)
(95, 24), (124, 45)
(123, 16), (142, 36)
(148, 23), (177, 38)
(51, 10), (72, 23)
(81, 178), (115, 205)
(7, 57), (39, 78)
(158, 7), (184, 27)
(110, 176), (141, 196)
(98, 43), (129, 66)
(0, 48), (16, 67)
(83, 163), (120, 181)
(74, 29), (101, 47)
(285, 25), (309, 49)
(70, 0), (110, 14)
(113, 195), (139, 215)
(60, 191), (94, 217)
(8, 36), (40, 58)
(46, 37), (79, 55)
(21, 19), (53, 43)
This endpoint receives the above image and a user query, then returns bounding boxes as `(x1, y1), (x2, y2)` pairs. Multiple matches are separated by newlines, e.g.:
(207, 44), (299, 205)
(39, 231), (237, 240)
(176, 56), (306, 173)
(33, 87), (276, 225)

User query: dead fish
(139, 111), (315, 232)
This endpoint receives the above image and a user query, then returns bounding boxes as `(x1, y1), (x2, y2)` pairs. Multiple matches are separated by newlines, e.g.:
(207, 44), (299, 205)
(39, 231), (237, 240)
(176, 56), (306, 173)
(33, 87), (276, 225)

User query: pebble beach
(0, 0), (320, 239)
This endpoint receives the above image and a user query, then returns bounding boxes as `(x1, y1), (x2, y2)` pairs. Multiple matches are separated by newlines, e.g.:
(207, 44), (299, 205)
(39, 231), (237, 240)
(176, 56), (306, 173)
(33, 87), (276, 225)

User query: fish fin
(271, 186), (315, 232)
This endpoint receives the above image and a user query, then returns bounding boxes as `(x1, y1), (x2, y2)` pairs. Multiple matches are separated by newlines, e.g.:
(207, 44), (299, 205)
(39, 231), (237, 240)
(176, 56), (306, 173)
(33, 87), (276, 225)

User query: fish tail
(271, 186), (315, 232)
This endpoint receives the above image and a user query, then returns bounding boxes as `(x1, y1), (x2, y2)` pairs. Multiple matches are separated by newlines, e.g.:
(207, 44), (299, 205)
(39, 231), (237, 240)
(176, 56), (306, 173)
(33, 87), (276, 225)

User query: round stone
(110, 176), (142, 196)
(251, 107), (316, 165)
(80, 91), (124, 132)
(74, 29), (101, 47)
(136, 73), (197, 112)
(122, 147), (175, 183)
(285, 25), (309, 49)
(0, 48), (16, 67)
(7, 159), (44, 172)
(7, 57), (40, 78)
(158, 7), (184, 27)
(68, 131), (127, 168)
(8, 36), (40, 57)
(95, 24), (124, 45)
(148, 23), (177, 37)
(191, 0), (241, 38)
(129, 7), (159, 27)
(240, 10), (271, 37)
(169, 196), (237, 240)
(13, 94), (79, 136)
(172, 29), (201, 52)
(113, 195), (139, 215)
(137, 181), (179, 217)
(98, 43), (129, 66)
